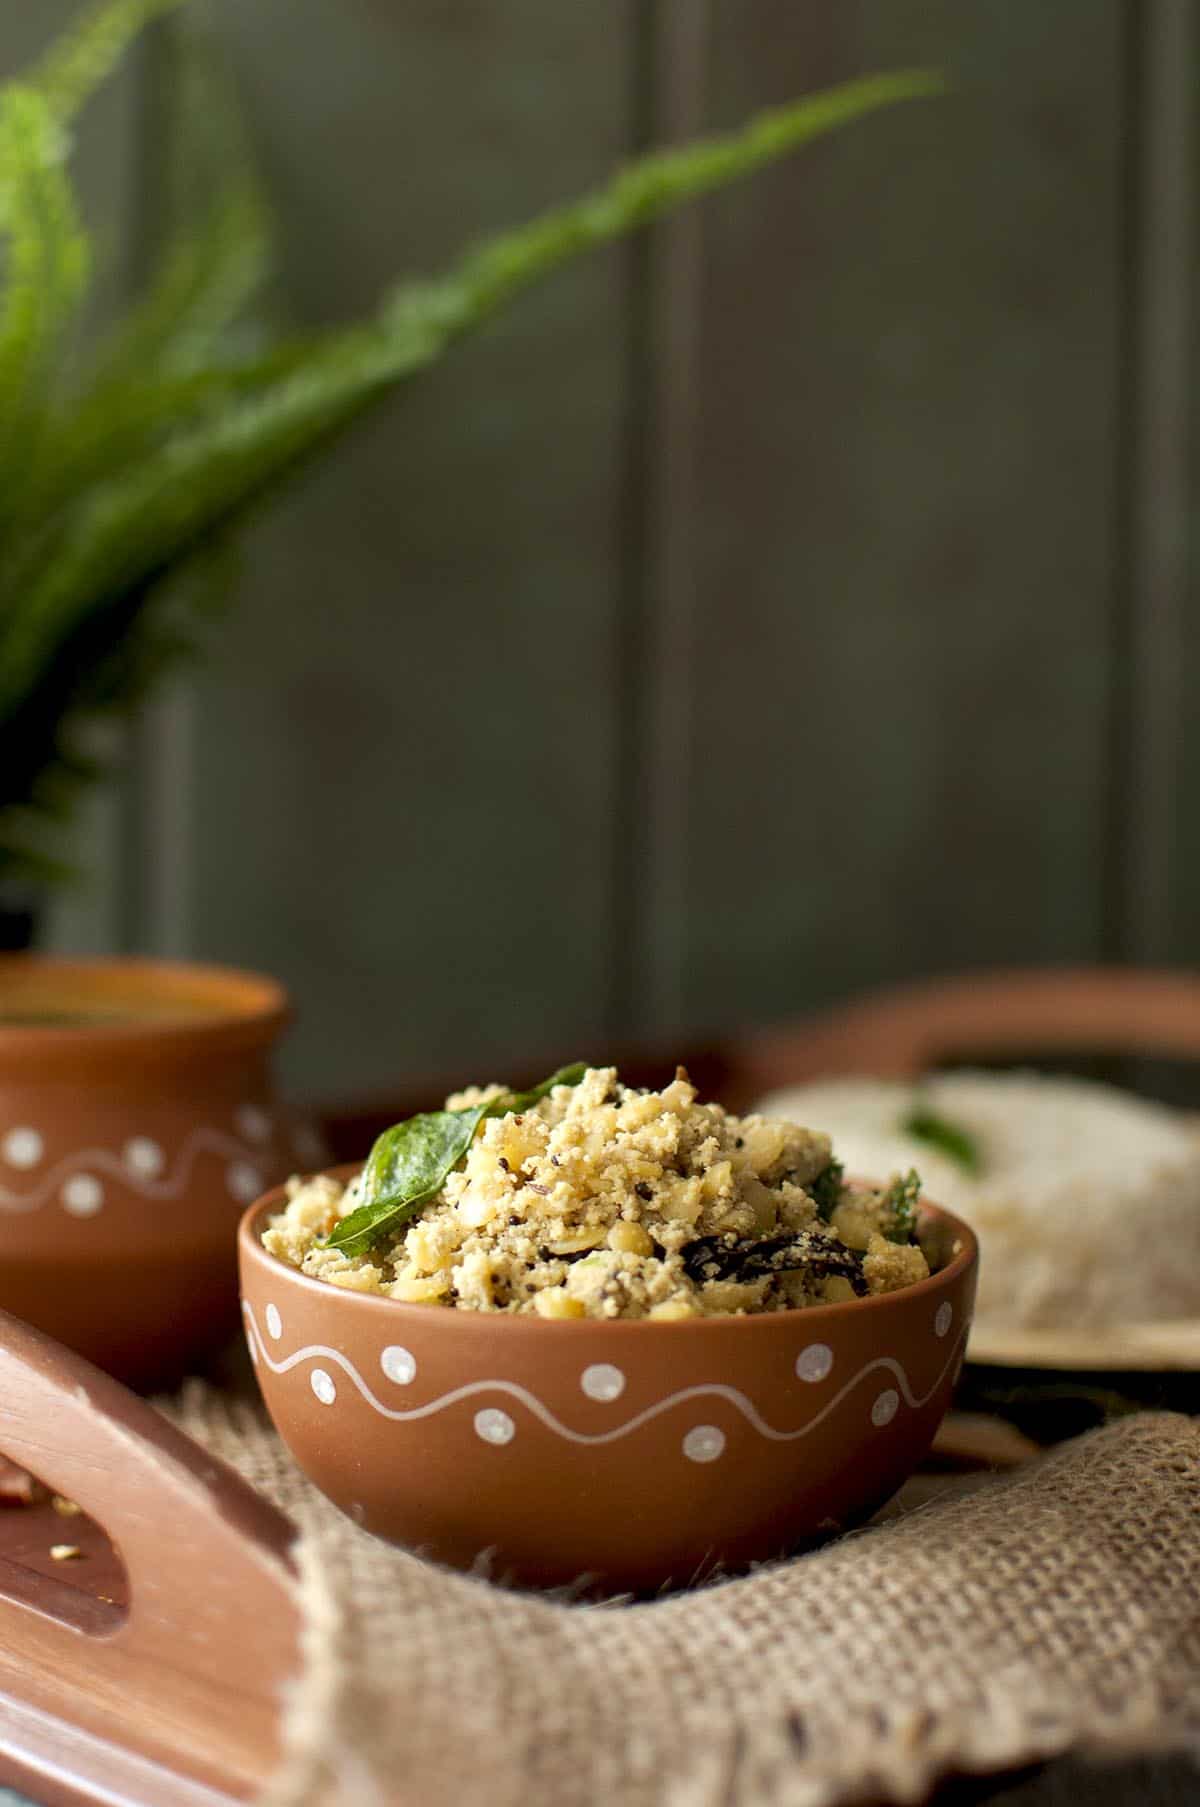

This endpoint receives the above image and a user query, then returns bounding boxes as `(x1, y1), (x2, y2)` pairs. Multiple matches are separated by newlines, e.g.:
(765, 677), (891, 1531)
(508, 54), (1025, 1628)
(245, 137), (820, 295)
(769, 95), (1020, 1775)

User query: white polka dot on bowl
(226, 1161), (263, 1204)
(381, 1345), (417, 1385)
(935, 1301), (954, 1339)
(871, 1389), (899, 1428)
(795, 1343), (834, 1384)
(123, 1136), (164, 1179)
(474, 1408), (515, 1446)
(265, 1303), (283, 1340)
(62, 1173), (103, 1217)
(310, 1369), (337, 1405)
(682, 1424), (726, 1464)
(292, 1122), (327, 1166)
(580, 1362), (625, 1402)
(2, 1127), (42, 1169)
(236, 1105), (273, 1144)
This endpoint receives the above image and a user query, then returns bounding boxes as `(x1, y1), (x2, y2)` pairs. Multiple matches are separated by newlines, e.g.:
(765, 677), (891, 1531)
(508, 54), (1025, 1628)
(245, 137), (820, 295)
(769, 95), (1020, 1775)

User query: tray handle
(735, 965), (1200, 1088)
(0, 1307), (301, 1802)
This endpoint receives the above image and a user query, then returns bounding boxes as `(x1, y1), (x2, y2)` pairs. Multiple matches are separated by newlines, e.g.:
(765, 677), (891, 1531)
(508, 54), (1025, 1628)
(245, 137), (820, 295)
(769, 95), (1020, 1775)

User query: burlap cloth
(170, 1391), (1200, 1807)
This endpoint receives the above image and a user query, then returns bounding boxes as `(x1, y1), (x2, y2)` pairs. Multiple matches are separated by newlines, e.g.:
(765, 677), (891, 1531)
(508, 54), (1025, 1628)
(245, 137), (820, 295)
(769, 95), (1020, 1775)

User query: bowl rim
(0, 954), (290, 1060)
(239, 1170), (978, 1337)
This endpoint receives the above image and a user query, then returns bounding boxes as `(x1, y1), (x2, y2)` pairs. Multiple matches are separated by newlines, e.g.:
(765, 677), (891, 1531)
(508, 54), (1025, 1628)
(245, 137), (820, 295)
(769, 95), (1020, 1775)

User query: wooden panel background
(7, 0), (1193, 1098)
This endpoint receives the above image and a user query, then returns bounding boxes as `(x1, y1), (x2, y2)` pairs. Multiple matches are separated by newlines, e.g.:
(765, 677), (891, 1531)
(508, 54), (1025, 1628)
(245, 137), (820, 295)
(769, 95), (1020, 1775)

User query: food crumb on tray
(0, 1458), (44, 1507)
(264, 1064), (932, 1319)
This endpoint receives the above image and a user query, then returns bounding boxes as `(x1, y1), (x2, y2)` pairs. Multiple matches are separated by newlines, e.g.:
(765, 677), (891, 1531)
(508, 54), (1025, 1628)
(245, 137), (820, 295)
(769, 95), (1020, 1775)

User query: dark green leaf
(810, 1157), (845, 1222)
(682, 1228), (866, 1293)
(900, 1104), (981, 1176)
(501, 1060), (588, 1114)
(326, 1063), (587, 1258)
(882, 1168), (922, 1244)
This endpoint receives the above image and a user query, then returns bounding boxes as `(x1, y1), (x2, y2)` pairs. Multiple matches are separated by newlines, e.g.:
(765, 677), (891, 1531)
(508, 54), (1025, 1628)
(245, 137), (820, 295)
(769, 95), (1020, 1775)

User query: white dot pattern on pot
(580, 1363), (626, 1402)
(265, 1303), (283, 1340)
(292, 1121), (326, 1166)
(474, 1408), (515, 1446)
(682, 1424), (726, 1463)
(310, 1369), (337, 1405)
(871, 1389), (899, 1427)
(381, 1345), (417, 1385)
(62, 1173), (103, 1217)
(935, 1301), (954, 1338)
(236, 1105), (273, 1144)
(2, 1127), (42, 1169)
(123, 1136), (164, 1178)
(226, 1161), (263, 1204)
(795, 1343), (834, 1383)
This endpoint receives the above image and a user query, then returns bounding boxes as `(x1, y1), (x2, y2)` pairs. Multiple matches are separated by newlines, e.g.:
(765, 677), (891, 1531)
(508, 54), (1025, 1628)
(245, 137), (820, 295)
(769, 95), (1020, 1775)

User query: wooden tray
(0, 1308), (301, 1807)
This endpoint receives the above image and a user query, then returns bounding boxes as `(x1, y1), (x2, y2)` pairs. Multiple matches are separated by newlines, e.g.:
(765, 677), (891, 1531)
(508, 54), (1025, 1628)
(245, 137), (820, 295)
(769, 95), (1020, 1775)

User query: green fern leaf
(23, 0), (185, 129)
(22, 25), (274, 523)
(0, 69), (939, 730)
(85, 23), (271, 388)
(0, 61), (941, 880)
(0, 86), (90, 525)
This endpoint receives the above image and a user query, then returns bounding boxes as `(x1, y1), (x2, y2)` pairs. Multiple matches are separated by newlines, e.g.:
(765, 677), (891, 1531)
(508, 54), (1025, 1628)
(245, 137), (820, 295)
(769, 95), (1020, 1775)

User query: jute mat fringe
(167, 1394), (1200, 1807)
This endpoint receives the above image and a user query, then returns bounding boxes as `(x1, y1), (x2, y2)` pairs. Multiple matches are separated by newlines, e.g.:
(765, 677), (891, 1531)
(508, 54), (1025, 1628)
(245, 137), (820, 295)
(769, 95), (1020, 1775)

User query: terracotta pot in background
(0, 957), (319, 1389)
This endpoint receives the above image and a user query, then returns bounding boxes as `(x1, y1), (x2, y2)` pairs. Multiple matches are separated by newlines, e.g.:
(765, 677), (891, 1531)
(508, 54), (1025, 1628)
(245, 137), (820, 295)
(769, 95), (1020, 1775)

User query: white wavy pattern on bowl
(243, 1299), (970, 1463)
(0, 1112), (326, 1217)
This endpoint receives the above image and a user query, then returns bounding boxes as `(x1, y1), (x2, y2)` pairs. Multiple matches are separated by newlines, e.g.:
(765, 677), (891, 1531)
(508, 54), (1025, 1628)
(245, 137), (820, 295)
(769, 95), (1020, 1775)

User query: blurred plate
(968, 1317), (1200, 1372)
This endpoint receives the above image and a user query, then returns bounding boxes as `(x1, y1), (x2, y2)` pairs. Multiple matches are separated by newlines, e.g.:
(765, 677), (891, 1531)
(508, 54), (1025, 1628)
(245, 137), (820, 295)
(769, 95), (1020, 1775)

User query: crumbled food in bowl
(262, 1065), (931, 1319)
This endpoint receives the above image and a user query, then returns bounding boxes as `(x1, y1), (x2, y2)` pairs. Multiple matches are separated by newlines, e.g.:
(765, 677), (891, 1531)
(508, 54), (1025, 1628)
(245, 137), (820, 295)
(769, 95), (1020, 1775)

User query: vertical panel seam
(1104, 0), (1195, 963)
(609, 0), (709, 1040)
(607, 0), (656, 1040)
(118, 19), (196, 958)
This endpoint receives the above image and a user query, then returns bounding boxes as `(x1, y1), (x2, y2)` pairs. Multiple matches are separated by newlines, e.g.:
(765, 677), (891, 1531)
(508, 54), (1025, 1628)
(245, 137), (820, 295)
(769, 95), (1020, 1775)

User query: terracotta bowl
(0, 956), (318, 1389)
(240, 1172), (979, 1593)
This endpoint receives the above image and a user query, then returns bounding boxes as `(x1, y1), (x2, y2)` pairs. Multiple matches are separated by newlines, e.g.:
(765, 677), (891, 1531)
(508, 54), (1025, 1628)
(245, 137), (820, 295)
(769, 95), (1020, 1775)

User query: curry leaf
(500, 1061), (588, 1115)
(326, 1063), (587, 1258)
(882, 1168), (922, 1244)
(810, 1157), (845, 1223)
(900, 1104), (980, 1176)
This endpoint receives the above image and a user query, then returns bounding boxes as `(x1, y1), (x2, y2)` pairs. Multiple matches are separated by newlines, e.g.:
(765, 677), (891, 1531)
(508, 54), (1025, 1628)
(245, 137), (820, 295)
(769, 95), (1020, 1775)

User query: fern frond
(22, 24), (275, 523)
(23, 0), (185, 128)
(444, 69), (943, 315)
(0, 70), (939, 730)
(0, 59), (943, 883)
(86, 22), (272, 388)
(0, 86), (90, 523)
